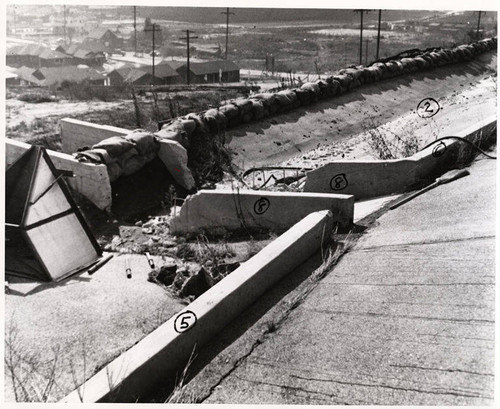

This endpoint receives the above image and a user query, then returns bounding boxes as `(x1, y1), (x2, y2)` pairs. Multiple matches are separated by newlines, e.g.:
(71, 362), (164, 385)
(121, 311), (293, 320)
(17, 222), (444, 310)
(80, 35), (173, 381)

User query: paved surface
(5, 253), (184, 402)
(181, 151), (495, 405)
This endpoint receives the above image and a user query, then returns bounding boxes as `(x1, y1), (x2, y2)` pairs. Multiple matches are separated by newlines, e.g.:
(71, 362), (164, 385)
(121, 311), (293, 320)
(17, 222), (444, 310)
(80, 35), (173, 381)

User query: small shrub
(17, 92), (55, 103)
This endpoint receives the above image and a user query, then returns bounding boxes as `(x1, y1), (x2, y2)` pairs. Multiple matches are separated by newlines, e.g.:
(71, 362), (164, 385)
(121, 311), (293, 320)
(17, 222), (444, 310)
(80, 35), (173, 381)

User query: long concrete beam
(6, 139), (112, 212)
(303, 116), (496, 200)
(60, 210), (334, 403)
(170, 190), (354, 235)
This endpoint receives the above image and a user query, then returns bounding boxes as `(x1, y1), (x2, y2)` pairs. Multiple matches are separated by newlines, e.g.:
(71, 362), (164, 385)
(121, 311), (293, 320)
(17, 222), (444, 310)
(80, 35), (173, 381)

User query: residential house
(84, 28), (123, 52)
(6, 44), (74, 68)
(6, 71), (21, 86)
(107, 67), (163, 86)
(176, 60), (240, 84)
(141, 62), (182, 84)
(56, 44), (106, 67)
(15, 66), (108, 87)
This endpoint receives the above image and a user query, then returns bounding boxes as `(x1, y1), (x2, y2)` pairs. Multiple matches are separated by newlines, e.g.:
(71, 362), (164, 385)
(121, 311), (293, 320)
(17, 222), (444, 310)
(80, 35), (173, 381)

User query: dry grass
(4, 317), (64, 402)
(366, 117), (423, 160)
(164, 347), (198, 403)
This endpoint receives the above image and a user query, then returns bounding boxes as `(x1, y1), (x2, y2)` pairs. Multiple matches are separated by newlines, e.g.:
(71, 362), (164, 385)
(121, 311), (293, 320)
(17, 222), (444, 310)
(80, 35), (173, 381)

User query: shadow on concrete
(6, 270), (93, 297)
(143, 250), (327, 402)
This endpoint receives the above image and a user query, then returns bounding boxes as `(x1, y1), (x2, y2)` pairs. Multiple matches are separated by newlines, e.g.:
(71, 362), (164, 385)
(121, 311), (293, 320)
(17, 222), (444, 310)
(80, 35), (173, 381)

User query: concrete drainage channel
(61, 210), (337, 402)
(59, 116), (496, 403)
(5, 39), (495, 403)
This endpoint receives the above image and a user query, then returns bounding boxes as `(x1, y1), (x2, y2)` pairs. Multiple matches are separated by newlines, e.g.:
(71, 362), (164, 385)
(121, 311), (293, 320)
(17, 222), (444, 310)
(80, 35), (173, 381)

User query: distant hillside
(139, 7), (446, 25)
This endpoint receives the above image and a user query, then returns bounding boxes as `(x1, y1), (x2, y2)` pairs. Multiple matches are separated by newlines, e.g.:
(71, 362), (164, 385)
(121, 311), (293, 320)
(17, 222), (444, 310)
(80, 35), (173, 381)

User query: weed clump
(18, 92), (56, 103)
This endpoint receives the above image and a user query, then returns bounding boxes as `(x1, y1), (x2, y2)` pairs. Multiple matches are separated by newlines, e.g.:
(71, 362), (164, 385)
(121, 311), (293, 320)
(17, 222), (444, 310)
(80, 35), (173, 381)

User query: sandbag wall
(74, 131), (160, 182)
(74, 38), (496, 188)
(156, 38), (497, 179)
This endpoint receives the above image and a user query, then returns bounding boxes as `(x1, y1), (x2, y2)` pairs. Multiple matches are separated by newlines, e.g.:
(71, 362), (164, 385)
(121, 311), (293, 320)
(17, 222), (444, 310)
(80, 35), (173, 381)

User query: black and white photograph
(2, 0), (498, 405)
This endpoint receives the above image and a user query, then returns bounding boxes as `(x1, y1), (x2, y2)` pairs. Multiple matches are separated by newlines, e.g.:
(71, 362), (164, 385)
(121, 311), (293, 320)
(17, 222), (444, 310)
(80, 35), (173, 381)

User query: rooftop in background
(143, 62), (180, 78)
(183, 60), (240, 75)
(15, 65), (106, 86)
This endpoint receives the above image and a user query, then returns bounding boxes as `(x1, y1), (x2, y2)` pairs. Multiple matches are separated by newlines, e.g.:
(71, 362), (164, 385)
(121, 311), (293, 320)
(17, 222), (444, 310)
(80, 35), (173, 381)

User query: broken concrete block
(170, 190), (354, 235)
(179, 269), (210, 298)
(155, 264), (177, 286)
(156, 140), (196, 191)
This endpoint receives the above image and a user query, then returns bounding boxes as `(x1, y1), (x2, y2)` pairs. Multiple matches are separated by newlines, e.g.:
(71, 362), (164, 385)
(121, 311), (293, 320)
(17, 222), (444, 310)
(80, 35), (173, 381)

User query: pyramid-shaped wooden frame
(5, 146), (102, 281)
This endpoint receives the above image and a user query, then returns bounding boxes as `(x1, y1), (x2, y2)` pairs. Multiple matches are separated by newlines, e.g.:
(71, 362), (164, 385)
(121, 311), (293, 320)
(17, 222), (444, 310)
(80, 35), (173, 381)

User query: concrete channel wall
(61, 210), (334, 403)
(6, 139), (112, 212)
(60, 118), (129, 154)
(60, 118), (195, 191)
(170, 189), (354, 234)
(303, 116), (496, 199)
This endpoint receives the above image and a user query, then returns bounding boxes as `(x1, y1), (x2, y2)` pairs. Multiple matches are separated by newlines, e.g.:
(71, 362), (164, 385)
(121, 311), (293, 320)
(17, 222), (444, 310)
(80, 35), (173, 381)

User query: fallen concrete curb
(170, 189), (353, 234)
(60, 210), (333, 403)
(303, 116), (496, 199)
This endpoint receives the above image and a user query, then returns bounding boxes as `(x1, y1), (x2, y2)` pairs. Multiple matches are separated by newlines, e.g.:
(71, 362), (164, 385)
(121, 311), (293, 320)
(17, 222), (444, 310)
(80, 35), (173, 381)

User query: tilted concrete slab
(158, 139), (195, 191)
(61, 210), (334, 403)
(6, 139), (112, 212)
(303, 116), (496, 200)
(170, 190), (354, 234)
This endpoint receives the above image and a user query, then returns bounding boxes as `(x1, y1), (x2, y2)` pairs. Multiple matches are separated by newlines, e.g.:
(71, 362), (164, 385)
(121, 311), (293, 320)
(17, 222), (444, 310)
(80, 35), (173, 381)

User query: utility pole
(476, 11), (482, 40)
(63, 5), (67, 45)
(133, 6), (137, 56)
(144, 23), (162, 84)
(365, 39), (369, 65)
(180, 30), (198, 85)
(221, 8), (235, 60)
(354, 10), (367, 65)
(376, 9), (382, 60)
(13, 5), (17, 35)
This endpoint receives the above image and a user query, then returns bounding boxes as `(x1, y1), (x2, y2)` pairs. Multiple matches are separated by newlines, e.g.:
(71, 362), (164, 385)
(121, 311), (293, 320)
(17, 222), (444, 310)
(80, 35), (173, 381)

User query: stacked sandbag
(332, 74), (353, 92)
(202, 108), (228, 133)
(156, 119), (192, 148)
(249, 98), (269, 120)
(137, 37), (497, 189)
(340, 67), (364, 87)
(233, 98), (254, 123)
(274, 89), (298, 112)
(253, 93), (279, 115)
(218, 102), (240, 127)
(300, 82), (321, 103)
(325, 77), (341, 96)
(74, 131), (160, 182)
